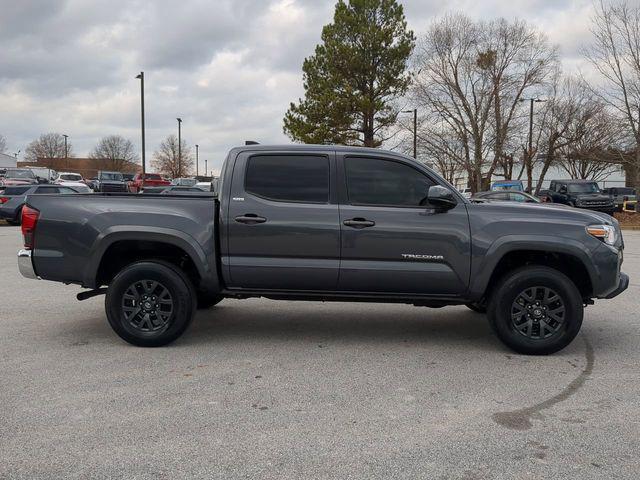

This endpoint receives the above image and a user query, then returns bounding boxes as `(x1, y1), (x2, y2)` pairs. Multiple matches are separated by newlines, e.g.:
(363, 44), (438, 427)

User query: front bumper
(18, 249), (39, 280)
(604, 272), (629, 299)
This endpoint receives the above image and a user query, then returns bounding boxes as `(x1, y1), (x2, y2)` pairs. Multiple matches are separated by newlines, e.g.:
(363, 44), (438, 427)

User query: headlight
(587, 224), (617, 245)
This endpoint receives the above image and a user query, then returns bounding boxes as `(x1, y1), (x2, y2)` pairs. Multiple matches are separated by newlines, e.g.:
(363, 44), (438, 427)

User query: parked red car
(128, 173), (171, 193)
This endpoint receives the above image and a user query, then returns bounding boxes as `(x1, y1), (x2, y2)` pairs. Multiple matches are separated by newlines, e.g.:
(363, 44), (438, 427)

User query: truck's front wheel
(105, 261), (197, 347)
(488, 266), (583, 355)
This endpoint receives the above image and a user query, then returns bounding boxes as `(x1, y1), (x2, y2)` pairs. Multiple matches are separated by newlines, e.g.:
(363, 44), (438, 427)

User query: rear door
(225, 150), (340, 290)
(337, 153), (471, 295)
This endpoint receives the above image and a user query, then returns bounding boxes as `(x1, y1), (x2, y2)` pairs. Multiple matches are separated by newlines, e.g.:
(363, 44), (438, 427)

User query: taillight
(0, 197), (8, 204)
(21, 205), (40, 249)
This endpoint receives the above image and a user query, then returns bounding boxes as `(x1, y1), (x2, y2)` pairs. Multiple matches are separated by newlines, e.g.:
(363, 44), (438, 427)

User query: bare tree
(412, 14), (557, 192)
(24, 133), (72, 162)
(583, 0), (640, 186)
(485, 19), (558, 189)
(90, 135), (138, 171)
(152, 134), (193, 178)
(412, 14), (493, 192)
(0, 134), (6, 154)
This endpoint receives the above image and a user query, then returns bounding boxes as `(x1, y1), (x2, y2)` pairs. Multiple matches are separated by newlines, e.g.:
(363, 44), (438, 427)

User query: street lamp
(135, 72), (146, 176)
(519, 98), (545, 162)
(62, 134), (69, 168)
(401, 109), (417, 159)
(195, 144), (199, 178)
(176, 118), (182, 176)
(205, 159), (208, 179)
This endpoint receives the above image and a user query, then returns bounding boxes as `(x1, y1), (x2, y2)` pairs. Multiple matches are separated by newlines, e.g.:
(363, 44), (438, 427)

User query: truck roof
(550, 179), (598, 183)
(228, 144), (413, 159)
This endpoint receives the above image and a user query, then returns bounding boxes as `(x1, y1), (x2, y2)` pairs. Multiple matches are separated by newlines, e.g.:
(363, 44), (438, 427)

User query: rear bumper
(18, 249), (39, 280)
(604, 272), (629, 299)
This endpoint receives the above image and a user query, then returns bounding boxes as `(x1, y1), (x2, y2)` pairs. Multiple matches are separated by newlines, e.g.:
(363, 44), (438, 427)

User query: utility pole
(176, 118), (182, 177)
(135, 72), (146, 176)
(204, 158), (208, 179)
(401, 109), (417, 159)
(195, 144), (199, 178)
(63, 134), (69, 168)
(519, 98), (545, 191)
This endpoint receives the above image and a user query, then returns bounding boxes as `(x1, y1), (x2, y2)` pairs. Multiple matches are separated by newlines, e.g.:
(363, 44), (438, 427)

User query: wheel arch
(470, 236), (597, 302)
(85, 227), (218, 292)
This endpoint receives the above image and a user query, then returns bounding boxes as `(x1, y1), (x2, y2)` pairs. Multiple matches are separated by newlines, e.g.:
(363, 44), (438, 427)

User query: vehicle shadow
(181, 301), (501, 352)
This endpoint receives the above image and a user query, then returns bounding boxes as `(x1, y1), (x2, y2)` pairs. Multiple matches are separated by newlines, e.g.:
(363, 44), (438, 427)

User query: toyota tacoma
(17, 145), (628, 354)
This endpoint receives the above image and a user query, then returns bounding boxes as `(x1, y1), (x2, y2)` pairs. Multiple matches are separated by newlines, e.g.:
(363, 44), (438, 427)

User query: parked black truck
(17, 145), (628, 354)
(539, 179), (616, 214)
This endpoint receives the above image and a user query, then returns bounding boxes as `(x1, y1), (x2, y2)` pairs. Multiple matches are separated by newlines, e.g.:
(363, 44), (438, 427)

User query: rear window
(616, 188), (635, 195)
(145, 174), (162, 180)
(245, 155), (329, 203)
(60, 174), (82, 181)
(3, 186), (30, 195)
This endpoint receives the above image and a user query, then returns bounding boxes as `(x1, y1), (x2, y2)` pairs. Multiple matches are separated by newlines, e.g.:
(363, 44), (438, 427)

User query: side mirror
(427, 185), (457, 210)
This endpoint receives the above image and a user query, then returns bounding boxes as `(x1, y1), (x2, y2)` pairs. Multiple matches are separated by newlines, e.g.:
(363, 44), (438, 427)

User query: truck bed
(26, 193), (219, 290)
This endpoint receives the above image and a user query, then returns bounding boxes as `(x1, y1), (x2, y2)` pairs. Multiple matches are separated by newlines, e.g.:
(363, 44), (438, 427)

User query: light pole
(205, 159), (208, 179)
(135, 72), (146, 176)
(63, 134), (69, 168)
(195, 144), (199, 178)
(519, 98), (545, 161)
(176, 118), (182, 177)
(401, 109), (417, 159)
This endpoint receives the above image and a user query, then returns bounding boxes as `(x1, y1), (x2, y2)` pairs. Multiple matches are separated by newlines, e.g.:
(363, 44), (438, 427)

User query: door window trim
(243, 153), (331, 205)
(343, 155), (439, 209)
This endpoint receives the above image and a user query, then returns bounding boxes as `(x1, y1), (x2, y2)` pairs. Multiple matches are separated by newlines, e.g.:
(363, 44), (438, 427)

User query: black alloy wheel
(510, 286), (565, 340)
(105, 261), (196, 347)
(122, 280), (174, 333)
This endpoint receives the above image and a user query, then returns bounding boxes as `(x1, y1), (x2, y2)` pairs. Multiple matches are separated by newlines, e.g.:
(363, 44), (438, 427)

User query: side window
(345, 157), (435, 207)
(487, 192), (509, 201)
(245, 155), (329, 203)
(509, 193), (527, 202)
(34, 186), (59, 194)
(550, 181), (556, 192)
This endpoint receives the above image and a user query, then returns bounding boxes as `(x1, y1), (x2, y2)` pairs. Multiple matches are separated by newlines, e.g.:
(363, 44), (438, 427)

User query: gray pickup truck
(17, 145), (628, 354)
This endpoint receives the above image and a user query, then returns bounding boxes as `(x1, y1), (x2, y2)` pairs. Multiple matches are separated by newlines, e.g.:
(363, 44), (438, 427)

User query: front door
(337, 154), (471, 295)
(226, 151), (340, 291)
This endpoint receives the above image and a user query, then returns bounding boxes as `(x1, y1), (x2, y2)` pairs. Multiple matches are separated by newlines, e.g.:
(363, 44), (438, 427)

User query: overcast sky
(0, 0), (600, 174)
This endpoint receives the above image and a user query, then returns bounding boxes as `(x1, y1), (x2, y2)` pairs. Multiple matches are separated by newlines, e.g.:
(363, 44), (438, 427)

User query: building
(17, 157), (141, 179)
(0, 152), (17, 169)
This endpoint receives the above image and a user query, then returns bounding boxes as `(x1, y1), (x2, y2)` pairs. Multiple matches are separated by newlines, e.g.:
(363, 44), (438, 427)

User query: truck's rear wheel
(488, 266), (583, 355)
(105, 261), (196, 347)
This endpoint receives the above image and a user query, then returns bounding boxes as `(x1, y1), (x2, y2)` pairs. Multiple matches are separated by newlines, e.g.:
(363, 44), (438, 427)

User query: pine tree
(284, 0), (414, 147)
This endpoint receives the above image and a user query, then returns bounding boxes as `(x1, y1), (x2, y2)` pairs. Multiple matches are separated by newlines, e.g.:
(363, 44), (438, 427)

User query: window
(486, 192), (510, 201)
(345, 157), (435, 207)
(3, 186), (31, 195)
(58, 187), (79, 194)
(568, 182), (599, 194)
(34, 186), (59, 194)
(60, 174), (82, 181)
(245, 155), (329, 203)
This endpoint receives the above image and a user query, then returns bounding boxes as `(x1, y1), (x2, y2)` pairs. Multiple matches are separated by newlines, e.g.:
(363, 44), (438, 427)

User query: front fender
(469, 235), (598, 300)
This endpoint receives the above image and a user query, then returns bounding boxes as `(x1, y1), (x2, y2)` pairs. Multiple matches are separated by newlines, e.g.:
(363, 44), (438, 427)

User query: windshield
(567, 182), (600, 194)
(493, 183), (523, 192)
(5, 169), (36, 179)
(100, 172), (123, 181)
(60, 174), (82, 181)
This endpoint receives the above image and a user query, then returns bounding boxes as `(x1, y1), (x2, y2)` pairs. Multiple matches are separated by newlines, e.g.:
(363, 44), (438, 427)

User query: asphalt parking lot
(1, 224), (639, 479)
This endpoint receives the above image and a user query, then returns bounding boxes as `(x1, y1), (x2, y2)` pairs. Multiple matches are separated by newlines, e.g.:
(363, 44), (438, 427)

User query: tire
(197, 294), (224, 309)
(105, 261), (197, 347)
(487, 266), (583, 355)
(465, 302), (487, 314)
(7, 207), (22, 226)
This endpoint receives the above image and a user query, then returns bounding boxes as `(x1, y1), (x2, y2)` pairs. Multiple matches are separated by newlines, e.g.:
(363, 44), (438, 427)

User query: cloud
(0, 0), (599, 173)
